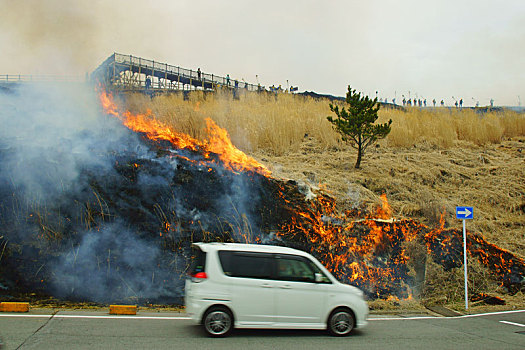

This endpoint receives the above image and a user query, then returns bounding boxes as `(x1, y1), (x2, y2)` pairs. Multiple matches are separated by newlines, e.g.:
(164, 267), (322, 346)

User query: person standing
(433, 98), (436, 107)
(197, 68), (201, 81)
(226, 74), (230, 86)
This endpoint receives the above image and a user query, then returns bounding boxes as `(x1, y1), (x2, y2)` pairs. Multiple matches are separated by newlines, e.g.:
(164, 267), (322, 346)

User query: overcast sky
(1, 0), (524, 106)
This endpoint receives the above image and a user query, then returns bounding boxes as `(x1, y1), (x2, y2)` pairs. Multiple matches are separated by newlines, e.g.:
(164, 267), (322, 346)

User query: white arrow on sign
(457, 208), (471, 217)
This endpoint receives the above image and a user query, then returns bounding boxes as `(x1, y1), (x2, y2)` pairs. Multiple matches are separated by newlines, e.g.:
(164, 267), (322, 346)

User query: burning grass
(116, 90), (524, 307)
(94, 91), (525, 301)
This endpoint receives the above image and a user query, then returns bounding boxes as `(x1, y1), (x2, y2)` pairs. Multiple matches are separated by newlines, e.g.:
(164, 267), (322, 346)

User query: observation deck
(91, 53), (261, 92)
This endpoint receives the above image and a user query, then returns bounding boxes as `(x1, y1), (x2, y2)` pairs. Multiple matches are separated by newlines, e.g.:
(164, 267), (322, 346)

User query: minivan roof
(193, 242), (310, 256)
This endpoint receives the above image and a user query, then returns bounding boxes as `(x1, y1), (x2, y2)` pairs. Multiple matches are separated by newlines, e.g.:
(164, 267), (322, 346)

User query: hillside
(118, 90), (525, 308)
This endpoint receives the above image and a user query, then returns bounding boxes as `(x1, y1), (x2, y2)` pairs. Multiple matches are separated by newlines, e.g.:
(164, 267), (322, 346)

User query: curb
(425, 305), (463, 317)
(0, 302), (30, 313)
(109, 305), (137, 315)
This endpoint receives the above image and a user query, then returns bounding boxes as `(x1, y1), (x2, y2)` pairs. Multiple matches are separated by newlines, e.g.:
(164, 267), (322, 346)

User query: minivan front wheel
(203, 307), (233, 337)
(327, 308), (355, 336)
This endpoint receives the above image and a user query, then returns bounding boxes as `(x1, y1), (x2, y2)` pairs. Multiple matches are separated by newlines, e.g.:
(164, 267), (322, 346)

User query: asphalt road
(0, 310), (524, 349)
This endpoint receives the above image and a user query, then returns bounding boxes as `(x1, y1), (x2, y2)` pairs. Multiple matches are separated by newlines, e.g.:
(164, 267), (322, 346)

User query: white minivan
(185, 243), (368, 337)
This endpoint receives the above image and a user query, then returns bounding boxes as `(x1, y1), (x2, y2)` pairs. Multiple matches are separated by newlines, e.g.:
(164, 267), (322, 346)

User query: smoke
(50, 222), (182, 302)
(0, 83), (268, 303)
(0, 83), (172, 302)
(0, 83), (134, 206)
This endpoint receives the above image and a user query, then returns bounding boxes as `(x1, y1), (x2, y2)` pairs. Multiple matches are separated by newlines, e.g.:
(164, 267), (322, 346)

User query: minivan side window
(219, 251), (273, 279)
(276, 255), (331, 283)
(276, 255), (315, 282)
(305, 258), (332, 283)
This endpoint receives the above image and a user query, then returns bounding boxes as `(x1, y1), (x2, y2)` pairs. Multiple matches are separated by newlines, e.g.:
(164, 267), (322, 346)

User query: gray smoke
(0, 83), (182, 302)
(0, 82), (265, 303)
(50, 222), (183, 302)
(0, 83), (140, 206)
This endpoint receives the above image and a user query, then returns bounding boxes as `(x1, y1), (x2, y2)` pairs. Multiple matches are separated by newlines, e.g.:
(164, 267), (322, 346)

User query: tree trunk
(355, 141), (362, 169)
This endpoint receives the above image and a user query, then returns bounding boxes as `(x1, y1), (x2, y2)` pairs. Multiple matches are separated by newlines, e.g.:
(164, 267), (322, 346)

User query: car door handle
(279, 285), (291, 289)
(261, 283), (273, 288)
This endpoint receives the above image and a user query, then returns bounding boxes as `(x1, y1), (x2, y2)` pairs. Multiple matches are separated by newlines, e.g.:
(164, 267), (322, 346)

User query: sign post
(456, 206), (473, 310)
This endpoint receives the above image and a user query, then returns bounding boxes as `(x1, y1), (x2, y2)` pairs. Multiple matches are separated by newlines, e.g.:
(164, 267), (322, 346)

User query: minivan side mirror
(315, 273), (324, 283)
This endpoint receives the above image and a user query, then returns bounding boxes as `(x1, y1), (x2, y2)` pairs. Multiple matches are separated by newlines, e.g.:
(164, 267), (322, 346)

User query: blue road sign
(456, 206), (474, 220)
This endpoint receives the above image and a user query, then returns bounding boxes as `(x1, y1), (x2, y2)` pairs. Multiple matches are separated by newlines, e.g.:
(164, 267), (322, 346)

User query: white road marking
(0, 314), (191, 320)
(456, 309), (525, 318)
(369, 316), (438, 321)
(499, 321), (525, 327)
(0, 309), (523, 321)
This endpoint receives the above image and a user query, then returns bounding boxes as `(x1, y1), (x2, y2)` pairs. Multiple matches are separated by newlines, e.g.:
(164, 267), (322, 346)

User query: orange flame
(375, 193), (392, 220)
(204, 118), (270, 175)
(98, 90), (270, 176)
(278, 192), (425, 299)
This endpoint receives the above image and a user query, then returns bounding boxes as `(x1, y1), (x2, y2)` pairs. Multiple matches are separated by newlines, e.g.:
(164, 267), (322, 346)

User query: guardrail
(91, 53), (264, 92)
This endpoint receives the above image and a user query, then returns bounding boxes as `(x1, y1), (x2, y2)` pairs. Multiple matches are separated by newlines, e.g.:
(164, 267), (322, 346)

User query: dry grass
(381, 107), (525, 148)
(119, 91), (525, 155)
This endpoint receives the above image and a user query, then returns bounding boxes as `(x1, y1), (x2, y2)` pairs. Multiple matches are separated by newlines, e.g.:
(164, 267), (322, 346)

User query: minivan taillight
(191, 272), (207, 282)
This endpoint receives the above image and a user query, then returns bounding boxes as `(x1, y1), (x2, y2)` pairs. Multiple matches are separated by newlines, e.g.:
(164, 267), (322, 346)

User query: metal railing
(91, 53), (264, 92)
(0, 74), (85, 83)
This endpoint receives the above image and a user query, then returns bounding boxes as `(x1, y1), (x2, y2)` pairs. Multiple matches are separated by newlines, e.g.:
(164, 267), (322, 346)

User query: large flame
(278, 193), (424, 298)
(98, 90), (270, 176)
(204, 118), (270, 175)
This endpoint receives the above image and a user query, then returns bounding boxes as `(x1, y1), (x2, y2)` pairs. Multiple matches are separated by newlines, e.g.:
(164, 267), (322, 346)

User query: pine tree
(327, 85), (392, 169)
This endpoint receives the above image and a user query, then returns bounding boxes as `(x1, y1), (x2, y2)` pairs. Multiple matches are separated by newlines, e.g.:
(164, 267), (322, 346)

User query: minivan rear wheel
(327, 308), (355, 336)
(203, 306), (233, 337)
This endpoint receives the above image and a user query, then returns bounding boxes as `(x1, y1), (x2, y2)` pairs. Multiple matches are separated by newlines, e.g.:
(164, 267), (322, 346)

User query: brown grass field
(118, 90), (525, 310)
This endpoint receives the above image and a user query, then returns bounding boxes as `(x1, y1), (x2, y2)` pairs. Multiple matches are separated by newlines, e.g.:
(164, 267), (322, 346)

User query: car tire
(202, 306), (233, 337)
(327, 308), (355, 336)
